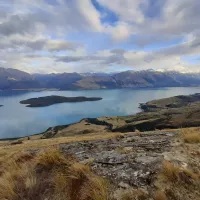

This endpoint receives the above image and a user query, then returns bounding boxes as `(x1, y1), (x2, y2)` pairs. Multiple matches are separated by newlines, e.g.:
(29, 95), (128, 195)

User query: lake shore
(1, 87), (200, 139)
(2, 93), (200, 141)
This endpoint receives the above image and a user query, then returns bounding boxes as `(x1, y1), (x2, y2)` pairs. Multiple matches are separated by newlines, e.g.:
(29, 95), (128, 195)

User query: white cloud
(0, 0), (200, 73)
(107, 23), (131, 41)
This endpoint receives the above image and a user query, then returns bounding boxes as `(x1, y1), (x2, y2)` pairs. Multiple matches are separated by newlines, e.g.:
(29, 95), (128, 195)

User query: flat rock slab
(60, 131), (175, 187)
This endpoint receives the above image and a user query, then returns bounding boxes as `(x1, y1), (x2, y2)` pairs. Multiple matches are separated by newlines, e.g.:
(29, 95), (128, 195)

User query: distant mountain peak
(1, 67), (200, 90)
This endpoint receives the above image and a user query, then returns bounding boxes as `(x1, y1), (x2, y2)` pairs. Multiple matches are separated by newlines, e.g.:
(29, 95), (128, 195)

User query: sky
(1, 0), (200, 74)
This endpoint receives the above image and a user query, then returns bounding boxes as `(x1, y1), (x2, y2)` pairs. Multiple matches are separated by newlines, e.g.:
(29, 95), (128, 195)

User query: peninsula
(20, 95), (102, 107)
(39, 93), (200, 138)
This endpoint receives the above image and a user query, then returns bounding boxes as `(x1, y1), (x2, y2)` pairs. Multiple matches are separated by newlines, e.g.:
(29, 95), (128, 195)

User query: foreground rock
(2, 128), (200, 200)
(60, 131), (175, 188)
(20, 95), (102, 107)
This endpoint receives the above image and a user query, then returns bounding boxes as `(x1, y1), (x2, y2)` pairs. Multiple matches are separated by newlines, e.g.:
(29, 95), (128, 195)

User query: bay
(0, 87), (200, 138)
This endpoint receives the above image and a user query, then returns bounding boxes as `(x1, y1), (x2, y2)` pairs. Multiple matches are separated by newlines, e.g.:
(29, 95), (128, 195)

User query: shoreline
(0, 85), (199, 92)
(2, 93), (200, 141)
(11, 88), (60, 91)
(1, 92), (200, 141)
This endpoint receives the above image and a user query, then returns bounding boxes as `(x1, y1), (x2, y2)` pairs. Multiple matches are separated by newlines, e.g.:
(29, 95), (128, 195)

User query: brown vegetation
(160, 160), (200, 184)
(157, 160), (200, 200)
(161, 160), (180, 183)
(117, 188), (148, 200)
(181, 129), (200, 143)
(0, 148), (110, 200)
(0, 128), (200, 200)
(154, 191), (167, 200)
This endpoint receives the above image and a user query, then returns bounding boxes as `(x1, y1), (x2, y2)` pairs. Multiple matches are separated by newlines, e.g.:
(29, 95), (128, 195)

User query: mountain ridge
(1, 67), (200, 90)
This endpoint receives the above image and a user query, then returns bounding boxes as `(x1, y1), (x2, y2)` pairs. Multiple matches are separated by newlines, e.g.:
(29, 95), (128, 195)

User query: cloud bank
(0, 0), (200, 73)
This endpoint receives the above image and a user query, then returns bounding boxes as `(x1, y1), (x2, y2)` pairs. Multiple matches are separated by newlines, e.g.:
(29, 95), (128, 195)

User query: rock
(118, 182), (131, 189)
(10, 140), (23, 145)
(123, 147), (134, 152)
(60, 131), (174, 187)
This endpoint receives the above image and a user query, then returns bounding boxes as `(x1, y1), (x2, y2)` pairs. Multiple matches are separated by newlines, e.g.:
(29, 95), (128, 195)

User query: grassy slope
(0, 128), (200, 200)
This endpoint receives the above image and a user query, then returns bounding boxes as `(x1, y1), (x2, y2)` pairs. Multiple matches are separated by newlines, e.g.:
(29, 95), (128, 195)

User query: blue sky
(0, 0), (200, 73)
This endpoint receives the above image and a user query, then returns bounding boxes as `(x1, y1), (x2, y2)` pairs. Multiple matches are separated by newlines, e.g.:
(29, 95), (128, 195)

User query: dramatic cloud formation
(0, 0), (200, 73)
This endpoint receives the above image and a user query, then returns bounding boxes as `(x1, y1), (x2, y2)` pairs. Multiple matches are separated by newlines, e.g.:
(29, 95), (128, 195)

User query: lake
(1, 87), (200, 139)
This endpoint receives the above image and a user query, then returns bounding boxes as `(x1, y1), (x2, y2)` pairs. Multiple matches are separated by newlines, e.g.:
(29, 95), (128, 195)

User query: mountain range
(1, 67), (200, 90)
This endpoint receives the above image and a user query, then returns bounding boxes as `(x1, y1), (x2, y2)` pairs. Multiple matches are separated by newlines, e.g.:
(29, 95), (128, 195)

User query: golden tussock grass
(118, 188), (148, 200)
(118, 189), (135, 200)
(181, 129), (200, 143)
(160, 160), (200, 184)
(36, 148), (70, 168)
(84, 176), (110, 200)
(182, 168), (199, 181)
(161, 160), (180, 183)
(0, 148), (110, 200)
(0, 132), (129, 162)
(154, 191), (167, 200)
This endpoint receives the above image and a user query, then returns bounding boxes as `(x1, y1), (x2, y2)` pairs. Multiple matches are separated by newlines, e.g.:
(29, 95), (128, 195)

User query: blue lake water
(0, 87), (200, 139)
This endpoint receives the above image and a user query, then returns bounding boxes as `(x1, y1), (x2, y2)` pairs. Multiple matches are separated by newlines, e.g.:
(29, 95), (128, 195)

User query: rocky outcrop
(59, 131), (175, 187)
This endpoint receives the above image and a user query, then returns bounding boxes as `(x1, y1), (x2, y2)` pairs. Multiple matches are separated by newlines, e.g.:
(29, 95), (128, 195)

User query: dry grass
(161, 160), (180, 183)
(0, 161), (39, 200)
(0, 148), (110, 200)
(36, 148), (70, 168)
(157, 160), (200, 200)
(0, 131), (131, 176)
(118, 188), (148, 200)
(181, 129), (200, 143)
(0, 127), (199, 200)
(154, 191), (167, 200)
(82, 176), (110, 200)
(182, 168), (199, 181)
(118, 189), (135, 200)
(160, 160), (200, 185)
(0, 132), (129, 159)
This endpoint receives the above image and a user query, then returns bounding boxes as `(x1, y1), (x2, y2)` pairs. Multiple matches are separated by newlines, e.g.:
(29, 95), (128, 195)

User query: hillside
(1, 93), (200, 200)
(0, 67), (41, 90)
(1, 67), (200, 90)
(31, 93), (200, 139)
(34, 70), (200, 89)
(0, 128), (199, 200)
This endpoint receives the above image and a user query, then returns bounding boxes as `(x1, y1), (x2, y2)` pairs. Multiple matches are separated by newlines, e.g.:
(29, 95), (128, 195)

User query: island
(20, 95), (102, 107)
(0, 105), (3, 107)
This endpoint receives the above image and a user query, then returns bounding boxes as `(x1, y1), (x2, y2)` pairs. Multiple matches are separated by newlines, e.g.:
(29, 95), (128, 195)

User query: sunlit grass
(0, 148), (110, 200)
(181, 129), (200, 143)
